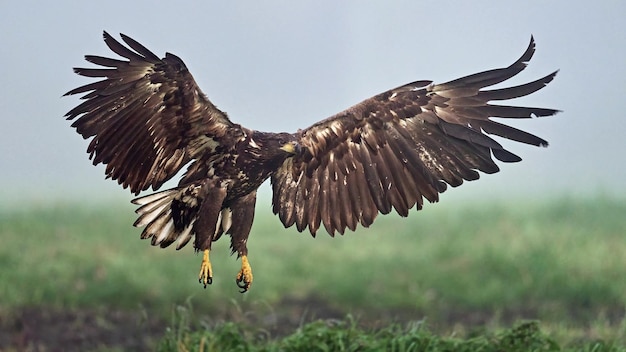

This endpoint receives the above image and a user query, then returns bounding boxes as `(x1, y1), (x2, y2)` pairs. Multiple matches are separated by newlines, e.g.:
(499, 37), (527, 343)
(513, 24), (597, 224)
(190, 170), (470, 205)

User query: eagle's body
(65, 32), (558, 292)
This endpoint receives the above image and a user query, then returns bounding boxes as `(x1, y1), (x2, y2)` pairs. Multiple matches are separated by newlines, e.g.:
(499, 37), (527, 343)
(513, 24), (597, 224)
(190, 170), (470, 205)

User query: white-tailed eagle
(65, 32), (558, 292)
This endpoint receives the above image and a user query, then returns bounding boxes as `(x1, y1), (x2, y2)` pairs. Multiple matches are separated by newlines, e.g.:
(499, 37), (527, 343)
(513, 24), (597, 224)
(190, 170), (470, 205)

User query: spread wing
(65, 31), (238, 194)
(272, 37), (558, 236)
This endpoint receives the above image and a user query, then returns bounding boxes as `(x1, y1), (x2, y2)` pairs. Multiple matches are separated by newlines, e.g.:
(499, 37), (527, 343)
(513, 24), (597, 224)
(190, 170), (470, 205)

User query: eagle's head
(279, 140), (301, 155)
(269, 132), (300, 156)
(246, 132), (301, 164)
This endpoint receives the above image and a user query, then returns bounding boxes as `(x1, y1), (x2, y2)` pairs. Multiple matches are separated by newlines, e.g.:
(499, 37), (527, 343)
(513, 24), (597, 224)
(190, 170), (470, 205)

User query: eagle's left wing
(271, 37), (558, 236)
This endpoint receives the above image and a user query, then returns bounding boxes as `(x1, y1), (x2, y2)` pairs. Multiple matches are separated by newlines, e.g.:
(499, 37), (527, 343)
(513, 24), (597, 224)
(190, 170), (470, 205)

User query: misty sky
(1, 1), (624, 206)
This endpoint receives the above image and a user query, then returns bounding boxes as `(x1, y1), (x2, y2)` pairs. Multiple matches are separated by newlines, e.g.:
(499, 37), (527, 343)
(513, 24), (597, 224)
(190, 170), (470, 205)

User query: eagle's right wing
(65, 31), (239, 194)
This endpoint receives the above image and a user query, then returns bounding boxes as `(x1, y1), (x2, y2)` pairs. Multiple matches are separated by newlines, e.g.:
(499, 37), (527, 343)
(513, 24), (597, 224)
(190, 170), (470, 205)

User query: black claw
(200, 277), (213, 289)
(235, 276), (249, 293)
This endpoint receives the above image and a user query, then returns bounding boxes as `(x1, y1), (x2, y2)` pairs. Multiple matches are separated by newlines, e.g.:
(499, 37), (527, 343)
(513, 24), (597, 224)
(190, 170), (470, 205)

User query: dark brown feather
(271, 36), (558, 236)
(227, 191), (257, 256)
(65, 31), (237, 195)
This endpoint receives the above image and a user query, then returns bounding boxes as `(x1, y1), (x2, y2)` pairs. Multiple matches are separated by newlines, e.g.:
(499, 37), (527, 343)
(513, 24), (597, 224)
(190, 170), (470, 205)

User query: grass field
(1, 195), (625, 350)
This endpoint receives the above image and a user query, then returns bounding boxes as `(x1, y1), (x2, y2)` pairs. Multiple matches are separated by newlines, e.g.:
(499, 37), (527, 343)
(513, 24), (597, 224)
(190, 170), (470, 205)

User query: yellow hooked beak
(279, 141), (299, 154)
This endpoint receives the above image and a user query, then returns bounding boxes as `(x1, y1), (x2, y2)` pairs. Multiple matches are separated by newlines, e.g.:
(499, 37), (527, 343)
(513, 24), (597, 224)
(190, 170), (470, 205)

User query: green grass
(1, 195), (626, 350)
(158, 306), (625, 352)
(160, 313), (562, 352)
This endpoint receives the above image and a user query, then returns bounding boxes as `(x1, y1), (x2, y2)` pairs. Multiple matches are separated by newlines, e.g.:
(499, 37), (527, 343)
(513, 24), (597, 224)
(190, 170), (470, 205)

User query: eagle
(65, 32), (558, 293)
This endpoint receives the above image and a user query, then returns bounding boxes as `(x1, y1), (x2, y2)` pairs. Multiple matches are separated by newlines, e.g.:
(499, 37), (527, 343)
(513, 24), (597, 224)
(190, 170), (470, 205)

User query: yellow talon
(235, 255), (253, 293)
(199, 249), (213, 288)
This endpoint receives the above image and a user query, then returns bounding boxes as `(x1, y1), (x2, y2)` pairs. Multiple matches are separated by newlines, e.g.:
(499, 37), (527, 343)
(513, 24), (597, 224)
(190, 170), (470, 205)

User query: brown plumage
(65, 32), (558, 292)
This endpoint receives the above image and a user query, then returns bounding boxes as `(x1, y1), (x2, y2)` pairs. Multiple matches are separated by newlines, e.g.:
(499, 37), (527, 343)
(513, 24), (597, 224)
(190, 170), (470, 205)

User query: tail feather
(143, 209), (172, 244)
(131, 185), (232, 249)
(175, 219), (196, 250)
(154, 215), (175, 246)
(132, 187), (198, 249)
(131, 184), (228, 250)
(134, 198), (171, 227)
(132, 188), (176, 206)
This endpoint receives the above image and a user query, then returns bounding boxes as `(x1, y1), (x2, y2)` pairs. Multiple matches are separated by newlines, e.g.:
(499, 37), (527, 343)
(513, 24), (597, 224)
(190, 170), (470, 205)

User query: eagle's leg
(227, 191), (257, 293)
(193, 184), (227, 289)
(198, 249), (213, 288)
(235, 255), (253, 293)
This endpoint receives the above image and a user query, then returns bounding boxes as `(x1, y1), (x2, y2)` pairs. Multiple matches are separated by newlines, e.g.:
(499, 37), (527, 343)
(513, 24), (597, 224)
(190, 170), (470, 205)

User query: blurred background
(2, 2), (626, 349)
(1, 1), (624, 206)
